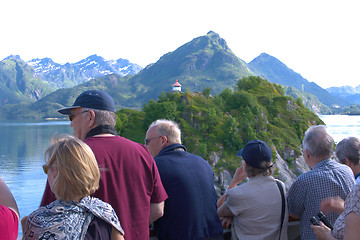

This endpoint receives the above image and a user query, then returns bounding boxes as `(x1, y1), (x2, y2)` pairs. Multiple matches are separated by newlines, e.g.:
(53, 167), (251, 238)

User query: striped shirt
(287, 159), (355, 240)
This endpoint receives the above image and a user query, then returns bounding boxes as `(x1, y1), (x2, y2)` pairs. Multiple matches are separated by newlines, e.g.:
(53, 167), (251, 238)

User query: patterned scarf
(23, 196), (123, 239)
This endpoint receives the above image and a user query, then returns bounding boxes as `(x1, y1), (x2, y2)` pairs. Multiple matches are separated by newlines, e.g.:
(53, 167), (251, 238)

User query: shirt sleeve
(287, 177), (306, 217)
(344, 184), (360, 216)
(150, 159), (168, 203)
(0, 204), (19, 239)
(225, 187), (244, 216)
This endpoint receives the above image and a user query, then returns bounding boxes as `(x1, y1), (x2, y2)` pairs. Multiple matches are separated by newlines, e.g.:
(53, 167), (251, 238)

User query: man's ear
(304, 149), (310, 159)
(344, 158), (352, 167)
(161, 135), (168, 147)
(88, 110), (96, 127)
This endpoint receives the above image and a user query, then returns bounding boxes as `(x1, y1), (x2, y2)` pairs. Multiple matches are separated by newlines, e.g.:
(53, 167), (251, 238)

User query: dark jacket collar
(157, 143), (187, 156)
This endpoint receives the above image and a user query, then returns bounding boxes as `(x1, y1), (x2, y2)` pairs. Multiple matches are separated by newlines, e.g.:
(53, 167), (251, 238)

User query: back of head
(303, 125), (334, 159)
(336, 137), (360, 165)
(44, 135), (100, 201)
(149, 119), (181, 144)
(237, 140), (274, 177)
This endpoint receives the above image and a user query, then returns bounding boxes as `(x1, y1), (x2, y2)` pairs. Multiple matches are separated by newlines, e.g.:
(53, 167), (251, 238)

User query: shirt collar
(158, 143), (187, 155)
(313, 158), (332, 169)
(355, 172), (360, 180)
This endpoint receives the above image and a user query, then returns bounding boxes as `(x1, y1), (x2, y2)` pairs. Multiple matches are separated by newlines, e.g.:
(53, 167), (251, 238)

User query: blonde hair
(44, 134), (100, 201)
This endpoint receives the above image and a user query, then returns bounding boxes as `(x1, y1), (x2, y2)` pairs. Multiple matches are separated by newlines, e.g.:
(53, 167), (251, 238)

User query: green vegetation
(116, 76), (323, 173)
(0, 58), (55, 106)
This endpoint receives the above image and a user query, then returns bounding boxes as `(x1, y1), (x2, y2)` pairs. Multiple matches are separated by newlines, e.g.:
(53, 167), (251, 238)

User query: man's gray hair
(83, 108), (116, 127)
(149, 119), (181, 144)
(303, 125), (334, 158)
(336, 137), (360, 165)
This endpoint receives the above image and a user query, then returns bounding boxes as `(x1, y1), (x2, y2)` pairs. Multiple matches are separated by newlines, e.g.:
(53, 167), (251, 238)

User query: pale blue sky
(1, 0), (359, 88)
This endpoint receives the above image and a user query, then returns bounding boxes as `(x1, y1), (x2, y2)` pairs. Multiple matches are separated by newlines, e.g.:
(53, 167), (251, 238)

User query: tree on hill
(116, 76), (323, 173)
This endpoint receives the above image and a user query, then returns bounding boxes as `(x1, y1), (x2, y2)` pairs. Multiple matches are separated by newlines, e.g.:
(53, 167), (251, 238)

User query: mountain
(283, 86), (332, 114)
(0, 31), (258, 119)
(121, 31), (255, 104)
(0, 31), (353, 119)
(0, 57), (55, 106)
(0, 55), (143, 108)
(248, 53), (349, 108)
(327, 85), (360, 104)
(27, 54), (142, 88)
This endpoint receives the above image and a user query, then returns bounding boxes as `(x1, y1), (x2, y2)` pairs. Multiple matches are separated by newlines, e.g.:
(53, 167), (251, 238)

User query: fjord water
(1, 115), (360, 237)
(0, 120), (71, 237)
(319, 115), (360, 143)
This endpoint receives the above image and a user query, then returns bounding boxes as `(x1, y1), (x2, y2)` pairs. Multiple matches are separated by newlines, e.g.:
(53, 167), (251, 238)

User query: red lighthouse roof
(172, 79), (181, 87)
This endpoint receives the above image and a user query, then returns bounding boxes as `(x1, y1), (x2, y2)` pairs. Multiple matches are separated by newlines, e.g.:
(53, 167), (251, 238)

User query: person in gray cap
(40, 90), (168, 240)
(217, 140), (288, 240)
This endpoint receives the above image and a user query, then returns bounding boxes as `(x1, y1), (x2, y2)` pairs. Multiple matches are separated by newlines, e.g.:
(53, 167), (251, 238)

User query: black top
(85, 216), (112, 240)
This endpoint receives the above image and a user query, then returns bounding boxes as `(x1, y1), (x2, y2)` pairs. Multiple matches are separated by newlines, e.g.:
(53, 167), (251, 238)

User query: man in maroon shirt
(41, 90), (167, 240)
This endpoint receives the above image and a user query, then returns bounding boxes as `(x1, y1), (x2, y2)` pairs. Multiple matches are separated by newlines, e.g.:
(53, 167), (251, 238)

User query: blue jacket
(154, 143), (223, 240)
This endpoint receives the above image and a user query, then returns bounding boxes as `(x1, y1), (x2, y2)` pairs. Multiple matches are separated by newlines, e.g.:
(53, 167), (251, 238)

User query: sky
(1, 0), (359, 89)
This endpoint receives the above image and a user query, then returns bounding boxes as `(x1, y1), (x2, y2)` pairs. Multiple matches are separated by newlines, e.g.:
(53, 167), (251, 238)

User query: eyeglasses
(69, 110), (89, 121)
(144, 136), (162, 145)
(43, 164), (56, 174)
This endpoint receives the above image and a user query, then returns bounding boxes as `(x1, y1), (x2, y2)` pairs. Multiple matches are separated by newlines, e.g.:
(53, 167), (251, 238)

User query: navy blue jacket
(154, 143), (223, 240)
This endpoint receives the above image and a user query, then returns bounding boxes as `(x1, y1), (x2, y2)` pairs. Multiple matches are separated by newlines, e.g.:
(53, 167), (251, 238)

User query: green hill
(0, 57), (54, 106)
(115, 76), (323, 173)
(0, 74), (135, 119)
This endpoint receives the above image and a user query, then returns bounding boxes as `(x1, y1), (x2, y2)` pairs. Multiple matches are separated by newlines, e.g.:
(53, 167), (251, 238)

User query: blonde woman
(22, 135), (124, 240)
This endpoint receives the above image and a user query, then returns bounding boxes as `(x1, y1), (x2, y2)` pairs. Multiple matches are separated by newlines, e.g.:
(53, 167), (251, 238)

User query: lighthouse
(172, 79), (182, 92)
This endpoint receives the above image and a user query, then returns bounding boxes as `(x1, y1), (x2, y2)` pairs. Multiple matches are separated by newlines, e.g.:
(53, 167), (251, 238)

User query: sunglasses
(69, 110), (90, 121)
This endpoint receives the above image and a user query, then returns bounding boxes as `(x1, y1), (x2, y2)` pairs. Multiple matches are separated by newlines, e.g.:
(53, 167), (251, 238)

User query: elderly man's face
(145, 126), (164, 158)
(69, 108), (90, 140)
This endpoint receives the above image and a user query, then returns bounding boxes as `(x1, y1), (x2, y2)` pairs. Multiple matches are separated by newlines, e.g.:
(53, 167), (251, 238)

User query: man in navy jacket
(145, 119), (223, 240)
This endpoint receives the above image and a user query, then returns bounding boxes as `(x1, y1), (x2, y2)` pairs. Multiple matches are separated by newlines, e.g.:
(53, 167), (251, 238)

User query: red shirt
(0, 204), (18, 240)
(41, 136), (167, 240)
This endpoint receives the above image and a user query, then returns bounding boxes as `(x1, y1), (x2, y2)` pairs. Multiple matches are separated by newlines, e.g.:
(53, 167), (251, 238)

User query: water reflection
(0, 120), (71, 237)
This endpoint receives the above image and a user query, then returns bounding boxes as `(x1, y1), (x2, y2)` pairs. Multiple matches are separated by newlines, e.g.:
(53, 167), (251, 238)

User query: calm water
(0, 120), (72, 238)
(319, 115), (360, 143)
(1, 115), (360, 238)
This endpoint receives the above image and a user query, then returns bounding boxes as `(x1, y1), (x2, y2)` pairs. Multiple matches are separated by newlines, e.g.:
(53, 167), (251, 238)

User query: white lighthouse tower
(172, 79), (182, 92)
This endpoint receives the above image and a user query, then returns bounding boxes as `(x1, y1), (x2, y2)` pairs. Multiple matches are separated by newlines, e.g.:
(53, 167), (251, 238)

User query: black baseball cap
(236, 140), (273, 169)
(58, 90), (116, 115)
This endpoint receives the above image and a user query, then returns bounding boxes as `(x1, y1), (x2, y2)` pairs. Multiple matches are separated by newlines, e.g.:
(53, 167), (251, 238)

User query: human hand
(229, 166), (247, 187)
(320, 196), (344, 214)
(310, 222), (334, 240)
(221, 216), (233, 229)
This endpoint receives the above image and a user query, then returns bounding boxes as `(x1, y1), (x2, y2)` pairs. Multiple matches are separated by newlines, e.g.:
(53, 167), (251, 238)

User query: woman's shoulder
(82, 197), (124, 235)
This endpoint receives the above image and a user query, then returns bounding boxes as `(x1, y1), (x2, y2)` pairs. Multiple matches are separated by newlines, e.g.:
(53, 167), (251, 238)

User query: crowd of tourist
(1, 89), (360, 240)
